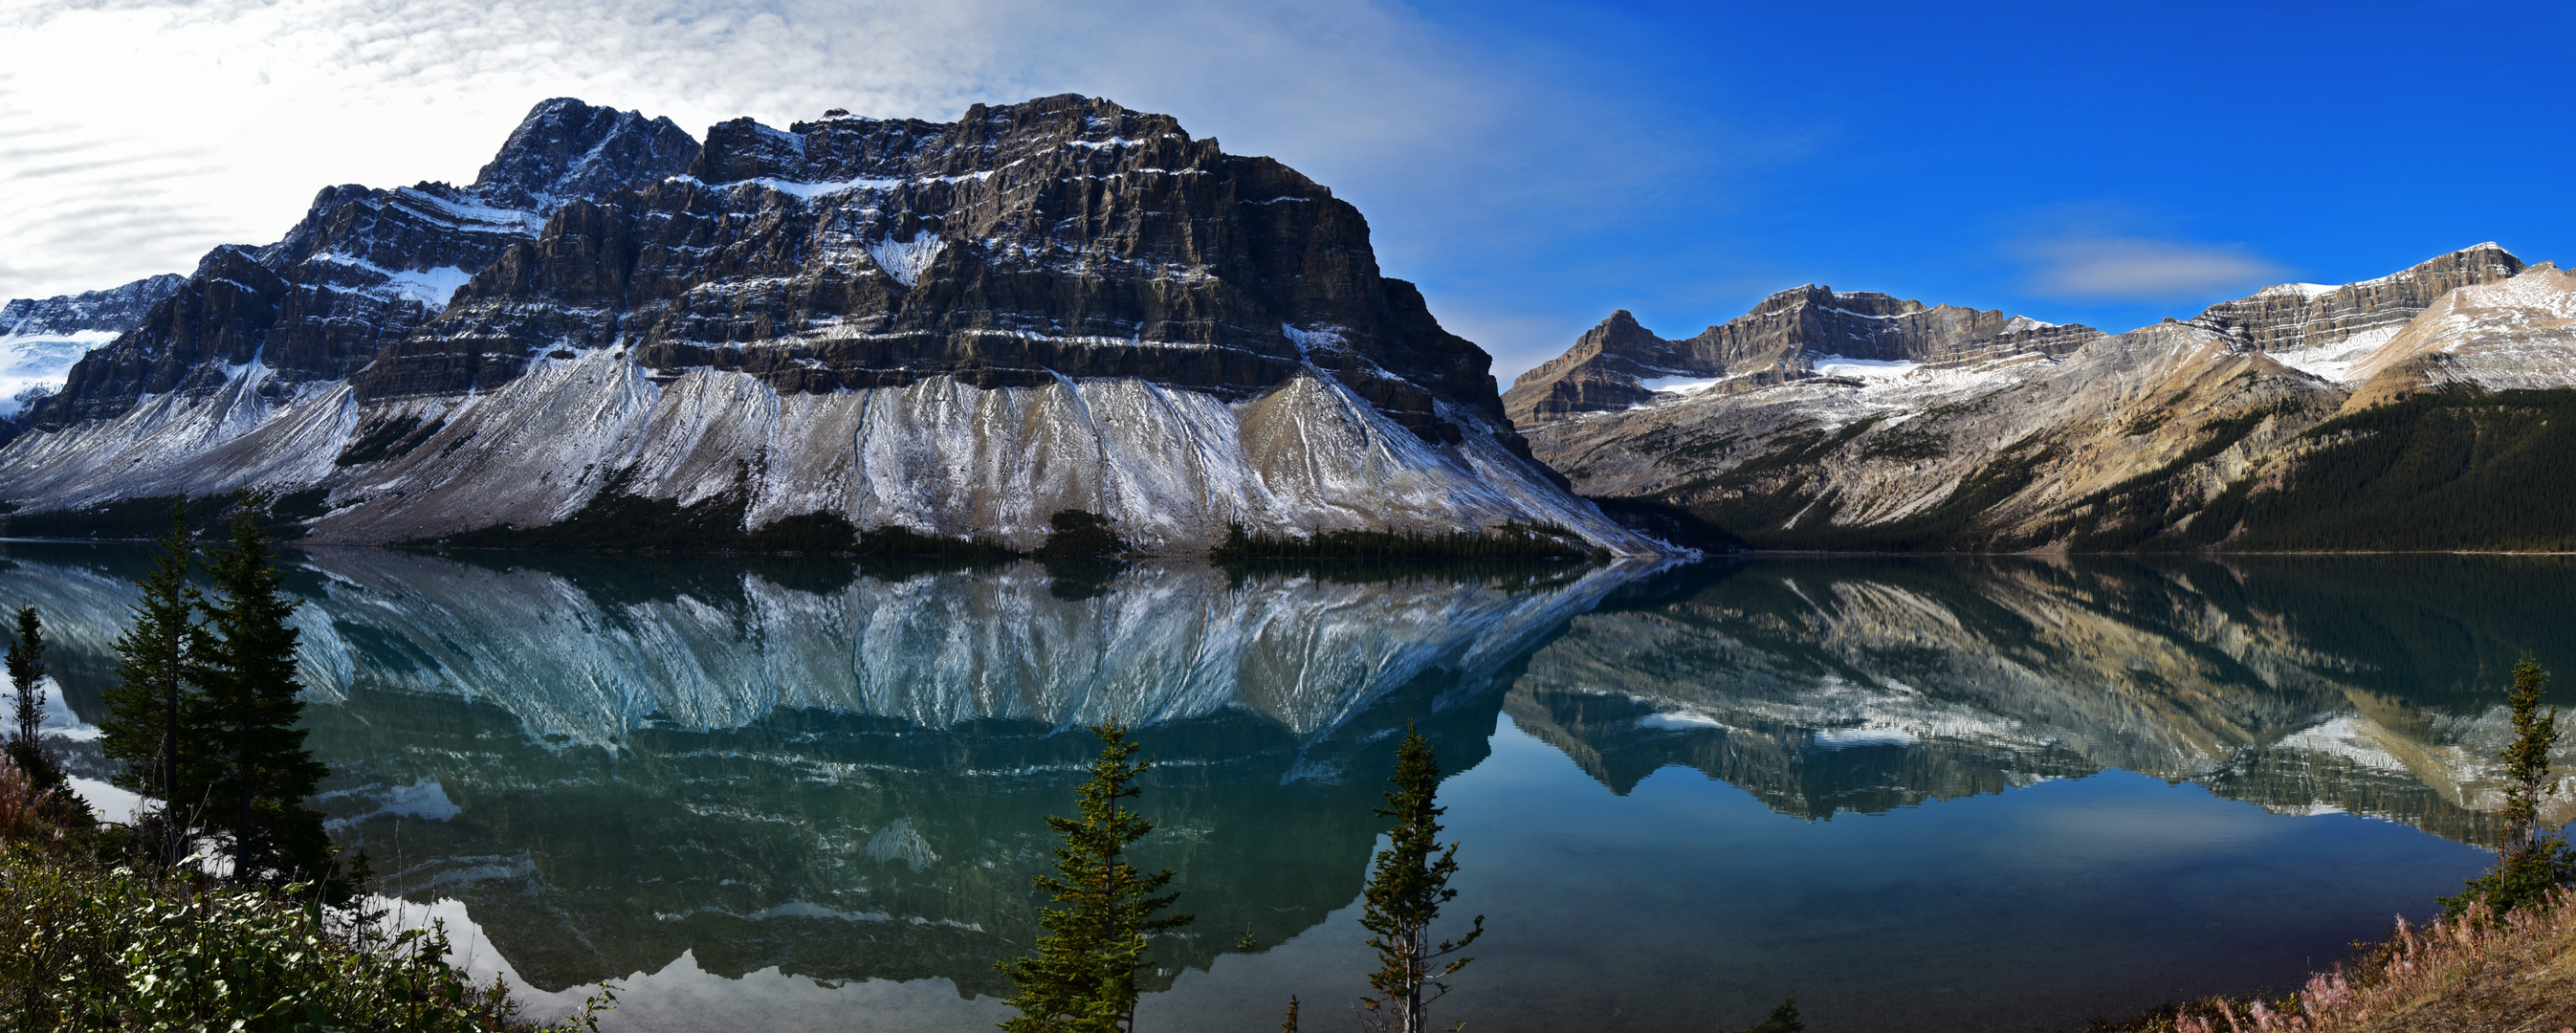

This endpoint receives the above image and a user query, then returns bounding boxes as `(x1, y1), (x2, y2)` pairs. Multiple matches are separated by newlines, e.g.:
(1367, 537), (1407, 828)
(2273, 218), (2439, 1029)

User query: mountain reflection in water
(1, 545), (2564, 1032)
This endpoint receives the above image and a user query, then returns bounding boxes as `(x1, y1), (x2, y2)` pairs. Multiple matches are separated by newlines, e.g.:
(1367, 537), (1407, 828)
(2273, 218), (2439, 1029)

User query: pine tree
(2442, 657), (2576, 917)
(189, 505), (333, 886)
(1357, 725), (1483, 1033)
(99, 502), (209, 865)
(5, 604), (71, 796)
(998, 720), (1193, 1033)
(7, 604), (42, 748)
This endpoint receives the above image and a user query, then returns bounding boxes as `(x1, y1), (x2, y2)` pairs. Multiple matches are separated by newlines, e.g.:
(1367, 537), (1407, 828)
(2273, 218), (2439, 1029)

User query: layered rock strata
(1501, 289), (2104, 426)
(0, 96), (1651, 554)
(1525, 244), (2571, 550)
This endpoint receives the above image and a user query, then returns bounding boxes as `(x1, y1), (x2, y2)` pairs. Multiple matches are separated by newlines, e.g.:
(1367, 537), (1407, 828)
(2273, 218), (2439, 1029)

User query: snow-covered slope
(0, 96), (1654, 555)
(0, 275), (186, 422)
(1523, 243), (2558, 550)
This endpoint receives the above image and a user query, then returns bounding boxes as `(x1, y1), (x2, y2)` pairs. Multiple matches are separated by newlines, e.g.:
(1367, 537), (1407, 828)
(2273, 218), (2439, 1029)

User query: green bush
(0, 846), (609, 1031)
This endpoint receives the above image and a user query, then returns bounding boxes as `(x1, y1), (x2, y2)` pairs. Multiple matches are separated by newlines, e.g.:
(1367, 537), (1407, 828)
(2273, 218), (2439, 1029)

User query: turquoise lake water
(9, 544), (2563, 1032)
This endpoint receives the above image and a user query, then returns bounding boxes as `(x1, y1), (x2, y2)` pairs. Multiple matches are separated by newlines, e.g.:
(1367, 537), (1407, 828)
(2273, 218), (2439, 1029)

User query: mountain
(0, 96), (1652, 555)
(1520, 243), (2576, 551)
(1500, 288), (2104, 426)
(0, 274), (188, 432)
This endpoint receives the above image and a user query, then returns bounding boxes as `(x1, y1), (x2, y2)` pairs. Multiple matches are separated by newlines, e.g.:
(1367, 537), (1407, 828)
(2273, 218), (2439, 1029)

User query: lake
(8, 544), (2564, 1032)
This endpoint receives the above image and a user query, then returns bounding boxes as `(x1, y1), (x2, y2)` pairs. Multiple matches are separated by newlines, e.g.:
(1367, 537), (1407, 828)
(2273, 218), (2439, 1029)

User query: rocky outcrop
(0, 96), (1653, 554)
(1502, 288), (2103, 426)
(25, 99), (697, 429)
(0, 275), (187, 337)
(1524, 244), (2571, 551)
(2187, 243), (2525, 355)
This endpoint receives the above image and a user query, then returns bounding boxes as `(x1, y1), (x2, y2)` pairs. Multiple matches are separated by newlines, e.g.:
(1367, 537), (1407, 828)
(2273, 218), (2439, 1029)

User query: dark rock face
(0, 95), (1633, 553)
(2186, 243), (2525, 353)
(1, 275), (187, 336)
(27, 99), (699, 428)
(1503, 288), (2102, 426)
(469, 98), (703, 212)
(356, 94), (1507, 447)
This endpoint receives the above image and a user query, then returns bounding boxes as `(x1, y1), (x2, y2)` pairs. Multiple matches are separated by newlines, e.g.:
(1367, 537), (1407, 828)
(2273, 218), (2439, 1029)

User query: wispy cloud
(0, 0), (1737, 316)
(2019, 236), (2287, 302)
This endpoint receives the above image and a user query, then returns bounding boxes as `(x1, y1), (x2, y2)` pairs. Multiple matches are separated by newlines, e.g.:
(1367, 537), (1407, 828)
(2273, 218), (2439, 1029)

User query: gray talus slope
(0, 96), (1653, 554)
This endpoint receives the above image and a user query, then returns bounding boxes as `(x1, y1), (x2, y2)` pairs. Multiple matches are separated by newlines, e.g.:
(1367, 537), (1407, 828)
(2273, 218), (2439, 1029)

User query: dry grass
(2093, 890), (2576, 1033)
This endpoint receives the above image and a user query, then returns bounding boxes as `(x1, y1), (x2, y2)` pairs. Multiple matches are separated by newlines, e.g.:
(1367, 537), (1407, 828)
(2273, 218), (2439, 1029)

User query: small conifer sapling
(1357, 724), (1483, 1033)
(6, 604), (57, 787)
(998, 719), (1193, 1033)
(2442, 657), (2576, 917)
(7, 604), (43, 749)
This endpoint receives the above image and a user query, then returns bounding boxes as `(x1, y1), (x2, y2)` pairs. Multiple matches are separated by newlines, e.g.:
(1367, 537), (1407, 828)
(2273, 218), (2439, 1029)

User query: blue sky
(1352, 0), (2575, 374)
(4, 0), (2566, 380)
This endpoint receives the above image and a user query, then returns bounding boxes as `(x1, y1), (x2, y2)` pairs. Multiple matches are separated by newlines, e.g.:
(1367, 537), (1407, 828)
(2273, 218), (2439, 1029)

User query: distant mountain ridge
(1502, 287), (2104, 426)
(1523, 243), (2576, 551)
(0, 274), (188, 429)
(0, 96), (1653, 555)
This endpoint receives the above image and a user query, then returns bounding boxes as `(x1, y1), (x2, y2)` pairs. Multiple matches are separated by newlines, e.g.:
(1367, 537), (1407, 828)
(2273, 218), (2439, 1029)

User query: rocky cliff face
(1501, 288), (2103, 426)
(0, 274), (188, 429)
(1526, 244), (2572, 551)
(27, 99), (698, 430)
(0, 96), (1648, 555)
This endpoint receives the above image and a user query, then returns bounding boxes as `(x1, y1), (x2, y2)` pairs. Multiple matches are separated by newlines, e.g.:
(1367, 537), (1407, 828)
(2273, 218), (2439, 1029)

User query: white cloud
(0, 0), (1701, 313)
(2020, 236), (2287, 302)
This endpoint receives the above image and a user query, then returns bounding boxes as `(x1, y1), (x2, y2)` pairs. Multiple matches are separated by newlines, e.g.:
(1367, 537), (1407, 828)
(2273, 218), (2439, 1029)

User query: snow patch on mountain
(2268, 324), (2401, 385)
(1812, 356), (1922, 380)
(1639, 375), (1721, 396)
(867, 232), (943, 288)
(311, 254), (475, 311)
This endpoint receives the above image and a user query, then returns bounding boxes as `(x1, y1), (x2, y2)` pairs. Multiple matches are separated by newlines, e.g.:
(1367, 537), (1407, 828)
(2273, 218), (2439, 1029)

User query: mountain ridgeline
(0, 96), (1653, 556)
(1516, 243), (2576, 552)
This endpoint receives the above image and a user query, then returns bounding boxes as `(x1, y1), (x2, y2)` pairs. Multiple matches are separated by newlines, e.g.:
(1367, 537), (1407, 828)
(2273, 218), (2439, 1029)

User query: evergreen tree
(189, 505), (333, 887)
(7, 604), (42, 748)
(998, 720), (1193, 1033)
(2442, 657), (2576, 917)
(1357, 725), (1483, 1033)
(99, 502), (209, 865)
(5, 604), (77, 804)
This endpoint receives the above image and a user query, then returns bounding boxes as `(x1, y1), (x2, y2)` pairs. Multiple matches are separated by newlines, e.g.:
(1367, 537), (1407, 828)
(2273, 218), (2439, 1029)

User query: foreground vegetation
(1, 500), (607, 1030)
(2087, 658), (2576, 1033)
(2086, 892), (2576, 1033)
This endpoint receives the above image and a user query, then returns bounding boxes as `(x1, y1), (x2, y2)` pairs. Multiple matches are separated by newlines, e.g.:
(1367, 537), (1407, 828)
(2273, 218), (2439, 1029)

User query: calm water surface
(9, 545), (2567, 1033)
